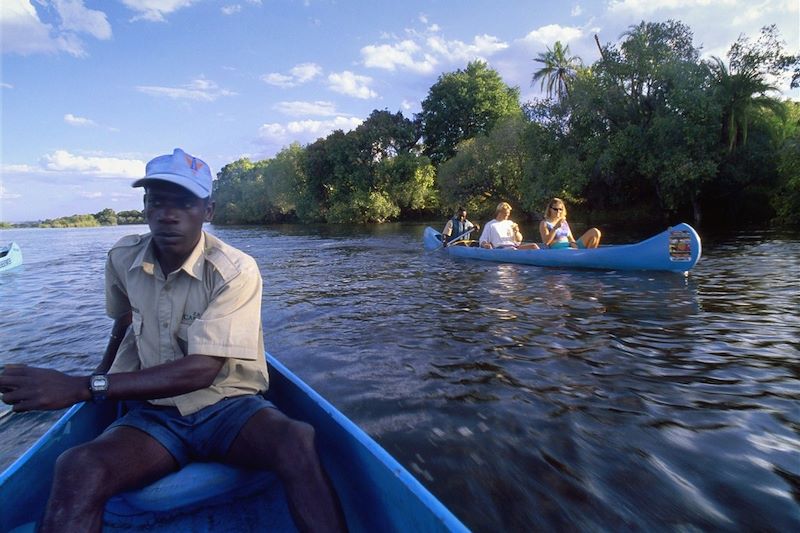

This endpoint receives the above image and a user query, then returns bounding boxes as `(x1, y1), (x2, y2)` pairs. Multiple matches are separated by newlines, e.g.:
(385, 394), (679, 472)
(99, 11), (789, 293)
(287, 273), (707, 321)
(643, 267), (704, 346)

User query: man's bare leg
(40, 426), (178, 533)
(224, 408), (347, 533)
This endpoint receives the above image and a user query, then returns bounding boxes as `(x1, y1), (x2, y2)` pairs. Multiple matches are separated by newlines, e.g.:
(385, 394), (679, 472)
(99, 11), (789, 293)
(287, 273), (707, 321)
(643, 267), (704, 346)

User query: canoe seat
(105, 462), (277, 516)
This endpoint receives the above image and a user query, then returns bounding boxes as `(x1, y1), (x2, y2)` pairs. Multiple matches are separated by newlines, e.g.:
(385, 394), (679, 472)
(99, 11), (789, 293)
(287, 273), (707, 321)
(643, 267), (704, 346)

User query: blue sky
(1, 0), (798, 222)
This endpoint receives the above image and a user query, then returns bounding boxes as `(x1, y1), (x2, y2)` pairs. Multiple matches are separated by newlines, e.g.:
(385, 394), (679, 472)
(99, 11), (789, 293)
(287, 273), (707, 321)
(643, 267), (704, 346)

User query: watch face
(91, 374), (108, 391)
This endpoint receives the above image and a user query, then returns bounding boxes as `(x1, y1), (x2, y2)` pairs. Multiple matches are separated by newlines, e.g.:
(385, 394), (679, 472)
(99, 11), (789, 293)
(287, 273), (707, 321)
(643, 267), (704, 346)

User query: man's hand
(0, 365), (89, 412)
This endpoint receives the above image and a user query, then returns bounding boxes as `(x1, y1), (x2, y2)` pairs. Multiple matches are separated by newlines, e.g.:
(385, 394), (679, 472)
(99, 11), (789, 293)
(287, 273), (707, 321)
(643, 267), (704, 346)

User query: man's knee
(286, 420), (316, 456)
(278, 420), (318, 472)
(53, 444), (116, 500)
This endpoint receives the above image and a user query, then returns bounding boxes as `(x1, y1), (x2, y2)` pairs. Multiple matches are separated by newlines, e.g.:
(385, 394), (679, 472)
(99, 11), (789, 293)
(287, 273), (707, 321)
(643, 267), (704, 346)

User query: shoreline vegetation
(3, 20), (799, 230)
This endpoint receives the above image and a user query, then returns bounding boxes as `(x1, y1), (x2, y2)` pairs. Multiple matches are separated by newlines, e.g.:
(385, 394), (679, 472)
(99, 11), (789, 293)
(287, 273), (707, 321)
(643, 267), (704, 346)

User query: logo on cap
(133, 148), (213, 198)
(184, 153), (205, 173)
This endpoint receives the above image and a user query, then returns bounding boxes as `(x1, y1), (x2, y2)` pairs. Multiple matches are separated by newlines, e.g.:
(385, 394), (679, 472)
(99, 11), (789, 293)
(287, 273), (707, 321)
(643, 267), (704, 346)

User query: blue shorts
(106, 395), (275, 467)
(549, 241), (585, 249)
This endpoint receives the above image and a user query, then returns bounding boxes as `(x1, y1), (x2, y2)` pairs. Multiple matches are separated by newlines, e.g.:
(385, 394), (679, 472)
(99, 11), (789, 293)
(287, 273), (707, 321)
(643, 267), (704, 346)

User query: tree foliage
(117, 210), (145, 224)
(438, 115), (530, 218)
(531, 41), (582, 100)
(417, 61), (522, 166)
(516, 20), (797, 226)
(94, 208), (117, 226)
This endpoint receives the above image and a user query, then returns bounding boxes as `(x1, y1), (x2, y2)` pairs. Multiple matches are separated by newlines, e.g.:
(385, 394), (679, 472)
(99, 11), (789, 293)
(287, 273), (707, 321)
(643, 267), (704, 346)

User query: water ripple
(1, 224), (798, 530)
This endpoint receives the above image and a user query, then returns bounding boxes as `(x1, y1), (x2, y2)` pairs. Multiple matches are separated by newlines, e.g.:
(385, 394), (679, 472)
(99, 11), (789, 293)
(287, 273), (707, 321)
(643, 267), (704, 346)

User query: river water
(1, 223), (798, 531)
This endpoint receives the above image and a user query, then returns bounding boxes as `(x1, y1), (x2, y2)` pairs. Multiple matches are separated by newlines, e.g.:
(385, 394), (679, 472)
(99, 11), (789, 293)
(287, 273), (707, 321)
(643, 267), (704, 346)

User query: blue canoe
(424, 223), (701, 273)
(0, 354), (467, 532)
(0, 242), (23, 273)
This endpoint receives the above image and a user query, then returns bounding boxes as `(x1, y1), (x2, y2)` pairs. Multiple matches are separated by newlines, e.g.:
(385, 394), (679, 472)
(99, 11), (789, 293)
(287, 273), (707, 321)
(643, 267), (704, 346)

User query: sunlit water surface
(1, 223), (798, 531)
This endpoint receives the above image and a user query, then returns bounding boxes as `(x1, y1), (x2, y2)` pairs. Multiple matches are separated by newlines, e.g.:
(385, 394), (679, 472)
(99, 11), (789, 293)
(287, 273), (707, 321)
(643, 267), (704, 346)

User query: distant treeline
(212, 21), (799, 228)
(8, 209), (145, 228)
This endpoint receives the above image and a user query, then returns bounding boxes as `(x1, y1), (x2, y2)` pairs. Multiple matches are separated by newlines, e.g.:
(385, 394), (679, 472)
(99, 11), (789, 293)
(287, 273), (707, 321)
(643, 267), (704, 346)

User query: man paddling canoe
(0, 148), (346, 533)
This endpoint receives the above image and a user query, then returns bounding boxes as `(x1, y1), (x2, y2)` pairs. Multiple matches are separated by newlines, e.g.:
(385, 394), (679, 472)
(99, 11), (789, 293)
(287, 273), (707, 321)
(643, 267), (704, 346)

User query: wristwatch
(89, 374), (109, 403)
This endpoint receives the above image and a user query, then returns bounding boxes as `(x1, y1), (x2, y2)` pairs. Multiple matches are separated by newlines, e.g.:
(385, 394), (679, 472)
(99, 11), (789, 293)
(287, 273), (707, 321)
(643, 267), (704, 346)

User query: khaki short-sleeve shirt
(105, 231), (268, 415)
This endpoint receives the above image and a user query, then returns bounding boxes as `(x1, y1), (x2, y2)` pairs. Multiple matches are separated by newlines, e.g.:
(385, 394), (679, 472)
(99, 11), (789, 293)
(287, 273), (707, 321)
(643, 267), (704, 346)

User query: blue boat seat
(105, 462), (277, 516)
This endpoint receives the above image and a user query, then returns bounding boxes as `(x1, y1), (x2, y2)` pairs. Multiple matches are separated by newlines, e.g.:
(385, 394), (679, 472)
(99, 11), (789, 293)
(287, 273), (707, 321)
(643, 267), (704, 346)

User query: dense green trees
(212, 110), (436, 224)
(438, 115), (529, 214)
(94, 208), (117, 226)
(204, 20), (798, 228)
(514, 21), (797, 226)
(417, 61), (522, 165)
(117, 210), (145, 224)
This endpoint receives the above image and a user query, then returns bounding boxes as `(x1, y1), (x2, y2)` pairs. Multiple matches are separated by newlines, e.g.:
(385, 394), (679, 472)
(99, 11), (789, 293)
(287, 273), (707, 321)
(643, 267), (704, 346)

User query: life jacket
(449, 217), (471, 240)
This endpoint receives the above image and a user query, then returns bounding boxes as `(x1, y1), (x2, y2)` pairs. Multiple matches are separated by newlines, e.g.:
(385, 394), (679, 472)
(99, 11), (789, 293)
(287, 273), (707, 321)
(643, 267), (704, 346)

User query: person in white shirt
(479, 202), (540, 250)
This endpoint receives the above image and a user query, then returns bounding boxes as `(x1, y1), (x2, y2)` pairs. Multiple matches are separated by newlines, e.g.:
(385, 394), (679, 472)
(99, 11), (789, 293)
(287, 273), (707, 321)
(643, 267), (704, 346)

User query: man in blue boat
(0, 148), (346, 533)
(441, 207), (478, 245)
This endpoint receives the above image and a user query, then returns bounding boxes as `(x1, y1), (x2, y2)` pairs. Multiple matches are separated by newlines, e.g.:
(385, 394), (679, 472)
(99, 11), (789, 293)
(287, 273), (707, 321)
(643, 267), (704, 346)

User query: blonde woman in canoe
(539, 198), (601, 249)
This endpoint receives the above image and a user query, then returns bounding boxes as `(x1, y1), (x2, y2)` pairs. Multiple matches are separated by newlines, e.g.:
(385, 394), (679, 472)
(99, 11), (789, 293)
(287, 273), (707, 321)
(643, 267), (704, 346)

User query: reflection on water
(1, 223), (798, 531)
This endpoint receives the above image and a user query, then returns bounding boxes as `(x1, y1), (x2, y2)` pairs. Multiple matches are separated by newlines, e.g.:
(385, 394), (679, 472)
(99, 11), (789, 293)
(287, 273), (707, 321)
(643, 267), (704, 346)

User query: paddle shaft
(444, 227), (476, 247)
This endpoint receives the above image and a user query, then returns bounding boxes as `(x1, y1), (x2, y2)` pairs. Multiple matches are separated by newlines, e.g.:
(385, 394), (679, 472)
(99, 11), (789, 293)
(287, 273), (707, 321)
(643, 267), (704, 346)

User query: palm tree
(531, 41), (582, 101)
(710, 56), (784, 152)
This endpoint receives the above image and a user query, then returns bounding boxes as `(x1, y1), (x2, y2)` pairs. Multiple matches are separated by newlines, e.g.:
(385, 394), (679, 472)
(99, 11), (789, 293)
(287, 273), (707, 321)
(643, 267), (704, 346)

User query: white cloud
(571, 5), (583, 16)
(121, 0), (197, 22)
(258, 116), (364, 149)
(522, 24), (584, 45)
(327, 71), (378, 99)
(64, 113), (97, 127)
(273, 101), (339, 116)
(136, 78), (236, 101)
(1, 83), (13, 89)
(362, 40), (436, 74)
(607, 0), (736, 15)
(221, 5), (241, 15)
(0, 0), (110, 57)
(218, 0), (268, 16)
(261, 62), (323, 88)
(291, 63), (323, 83)
(0, 184), (22, 199)
(729, 0), (798, 27)
(55, 0), (112, 39)
(261, 73), (294, 87)
(428, 34), (509, 62)
(40, 150), (145, 177)
(361, 29), (508, 74)
(1, 163), (37, 174)
(78, 191), (103, 198)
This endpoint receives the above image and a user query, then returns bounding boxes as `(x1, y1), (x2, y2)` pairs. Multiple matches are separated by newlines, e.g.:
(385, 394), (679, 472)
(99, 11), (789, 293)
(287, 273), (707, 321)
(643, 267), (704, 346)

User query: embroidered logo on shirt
(182, 311), (201, 323)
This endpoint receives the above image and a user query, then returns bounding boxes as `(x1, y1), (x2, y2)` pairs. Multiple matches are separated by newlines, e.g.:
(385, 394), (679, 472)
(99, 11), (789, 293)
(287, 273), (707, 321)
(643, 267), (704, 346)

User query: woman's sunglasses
(550, 206), (563, 212)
